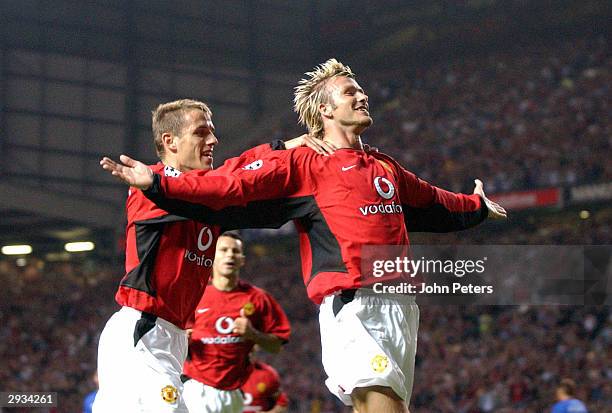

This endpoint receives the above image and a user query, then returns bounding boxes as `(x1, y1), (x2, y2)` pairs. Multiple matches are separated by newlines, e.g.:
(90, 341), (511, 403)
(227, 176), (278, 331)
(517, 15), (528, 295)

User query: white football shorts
(93, 306), (189, 412)
(182, 379), (244, 413)
(319, 289), (419, 406)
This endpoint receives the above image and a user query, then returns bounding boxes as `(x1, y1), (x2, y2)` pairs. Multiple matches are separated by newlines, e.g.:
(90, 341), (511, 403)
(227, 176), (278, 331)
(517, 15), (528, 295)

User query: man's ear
(319, 103), (333, 119)
(162, 133), (177, 153)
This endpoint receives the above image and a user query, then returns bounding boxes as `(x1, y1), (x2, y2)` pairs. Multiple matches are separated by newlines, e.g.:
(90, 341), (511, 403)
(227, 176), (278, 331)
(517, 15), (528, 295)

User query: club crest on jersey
(161, 385), (178, 403)
(370, 354), (390, 373)
(257, 382), (267, 393)
(242, 160), (263, 170)
(242, 302), (255, 316)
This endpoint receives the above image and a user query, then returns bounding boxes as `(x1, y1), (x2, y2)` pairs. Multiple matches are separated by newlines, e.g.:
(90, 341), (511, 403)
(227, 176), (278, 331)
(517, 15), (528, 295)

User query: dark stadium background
(0, 1), (609, 412)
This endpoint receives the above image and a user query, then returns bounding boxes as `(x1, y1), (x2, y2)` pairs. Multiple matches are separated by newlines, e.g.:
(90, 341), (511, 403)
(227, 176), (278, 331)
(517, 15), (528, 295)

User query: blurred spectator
(82, 372), (98, 413)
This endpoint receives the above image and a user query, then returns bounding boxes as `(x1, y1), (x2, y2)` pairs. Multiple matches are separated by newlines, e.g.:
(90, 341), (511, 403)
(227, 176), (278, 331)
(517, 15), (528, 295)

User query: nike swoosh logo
(342, 165), (357, 171)
(197, 308), (210, 314)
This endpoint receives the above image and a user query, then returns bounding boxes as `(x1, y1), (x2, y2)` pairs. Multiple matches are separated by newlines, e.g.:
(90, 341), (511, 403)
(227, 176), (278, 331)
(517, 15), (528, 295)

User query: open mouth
(201, 151), (213, 160)
(355, 106), (370, 114)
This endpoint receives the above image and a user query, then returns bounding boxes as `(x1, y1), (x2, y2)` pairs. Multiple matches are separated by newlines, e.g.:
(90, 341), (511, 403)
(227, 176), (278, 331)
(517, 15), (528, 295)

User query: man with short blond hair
(152, 99), (212, 158)
(95, 98), (328, 413)
(101, 59), (506, 413)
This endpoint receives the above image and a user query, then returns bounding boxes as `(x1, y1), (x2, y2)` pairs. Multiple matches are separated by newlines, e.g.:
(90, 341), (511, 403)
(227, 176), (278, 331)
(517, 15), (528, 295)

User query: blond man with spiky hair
(102, 60), (506, 413)
(294, 59), (360, 139)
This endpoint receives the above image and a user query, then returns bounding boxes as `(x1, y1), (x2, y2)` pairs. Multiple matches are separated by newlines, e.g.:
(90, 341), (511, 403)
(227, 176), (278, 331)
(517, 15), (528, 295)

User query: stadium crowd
(1, 36), (610, 412)
(0, 260), (115, 412)
(1, 210), (610, 412)
(261, 36), (610, 194)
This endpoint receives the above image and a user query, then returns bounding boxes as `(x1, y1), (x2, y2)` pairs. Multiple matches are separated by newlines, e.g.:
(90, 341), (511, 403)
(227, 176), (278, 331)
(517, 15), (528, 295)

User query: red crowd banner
(489, 188), (561, 210)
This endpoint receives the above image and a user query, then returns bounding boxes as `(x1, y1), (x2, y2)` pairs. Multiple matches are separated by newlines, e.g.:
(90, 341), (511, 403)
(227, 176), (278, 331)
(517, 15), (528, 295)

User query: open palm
(100, 155), (154, 190)
(473, 179), (507, 219)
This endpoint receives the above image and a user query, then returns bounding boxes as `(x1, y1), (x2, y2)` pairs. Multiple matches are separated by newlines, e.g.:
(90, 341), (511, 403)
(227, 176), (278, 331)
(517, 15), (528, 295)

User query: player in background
(551, 379), (588, 413)
(100, 60), (507, 413)
(241, 357), (289, 413)
(82, 372), (98, 413)
(94, 99), (332, 413)
(182, 232), (290, 413)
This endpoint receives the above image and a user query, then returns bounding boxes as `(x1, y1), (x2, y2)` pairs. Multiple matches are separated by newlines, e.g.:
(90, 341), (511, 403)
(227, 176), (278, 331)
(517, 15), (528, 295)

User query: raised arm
(156, 151), (295, 208)
(397, 163), (506, 232)
(143, 177), (312, 230)
(100, 136), (333, 191)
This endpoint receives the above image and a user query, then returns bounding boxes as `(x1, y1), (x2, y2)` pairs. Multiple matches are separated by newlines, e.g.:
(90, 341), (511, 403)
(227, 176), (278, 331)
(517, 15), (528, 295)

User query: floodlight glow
(64, 242), (95, 252)
(1, 245), (33, 255)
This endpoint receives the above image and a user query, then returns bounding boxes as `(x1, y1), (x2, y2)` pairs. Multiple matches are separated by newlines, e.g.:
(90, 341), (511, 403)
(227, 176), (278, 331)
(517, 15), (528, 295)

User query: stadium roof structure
(0, 0), (608, 257)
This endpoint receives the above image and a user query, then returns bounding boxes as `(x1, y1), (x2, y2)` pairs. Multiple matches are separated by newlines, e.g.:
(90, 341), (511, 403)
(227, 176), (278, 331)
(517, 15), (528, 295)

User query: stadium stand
(1, 35), (610, 412)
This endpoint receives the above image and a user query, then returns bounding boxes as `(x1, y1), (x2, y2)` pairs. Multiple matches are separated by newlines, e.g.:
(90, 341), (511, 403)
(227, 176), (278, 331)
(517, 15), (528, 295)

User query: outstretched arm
(100, 134), (333, 190)
(398, 163), (506, 232)
(142, 174), (310, 230)
(155, 150), (297, 208)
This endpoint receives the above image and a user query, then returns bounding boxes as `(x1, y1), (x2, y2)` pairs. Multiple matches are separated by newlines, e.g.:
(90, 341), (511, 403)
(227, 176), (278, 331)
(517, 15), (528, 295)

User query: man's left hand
(473, 179), (507, 219)
(233, 308), (256, 340)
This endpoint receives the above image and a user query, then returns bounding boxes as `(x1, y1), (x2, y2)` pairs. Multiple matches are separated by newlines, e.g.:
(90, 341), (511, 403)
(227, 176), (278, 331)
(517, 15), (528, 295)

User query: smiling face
(324, 76), (372, 134)
(172, 109), (218, 172)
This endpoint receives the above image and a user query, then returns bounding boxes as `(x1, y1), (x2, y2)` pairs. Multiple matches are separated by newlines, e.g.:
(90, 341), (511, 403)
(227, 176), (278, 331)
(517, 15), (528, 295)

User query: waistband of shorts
(339, 288), (416, 304)
(119, 306), (186, 334)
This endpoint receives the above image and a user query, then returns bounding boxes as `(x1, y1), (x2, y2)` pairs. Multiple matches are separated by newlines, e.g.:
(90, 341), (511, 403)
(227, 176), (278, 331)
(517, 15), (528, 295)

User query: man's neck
(212, 273), (238, 291)
(322, 127), (364, 150)
(162, 157), (182, 172)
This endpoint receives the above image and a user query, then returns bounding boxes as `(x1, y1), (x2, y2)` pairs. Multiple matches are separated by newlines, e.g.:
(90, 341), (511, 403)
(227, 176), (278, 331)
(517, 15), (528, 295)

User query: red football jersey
(241, 361), (288, 412)
(183, 280), (291, 390)
(150, 147), (487, 304)
(115, 144), (273, 328)
(115, 162), (221, 329)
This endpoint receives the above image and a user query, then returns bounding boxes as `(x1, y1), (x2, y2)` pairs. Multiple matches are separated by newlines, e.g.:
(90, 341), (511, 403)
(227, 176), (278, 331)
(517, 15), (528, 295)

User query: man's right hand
(100, 155), (154, 190)
(284, 134), (337, 155)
